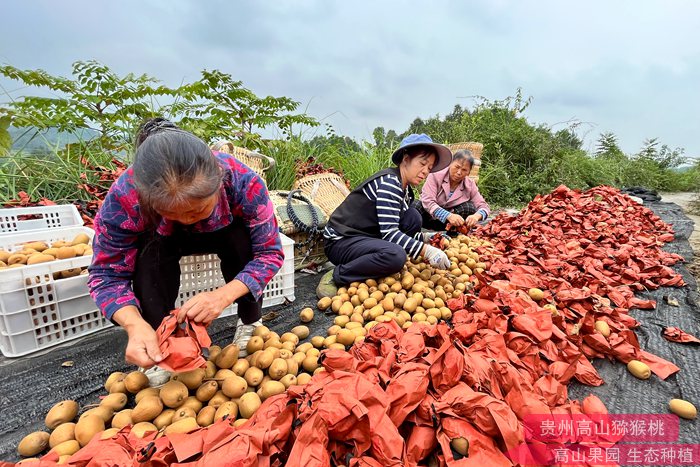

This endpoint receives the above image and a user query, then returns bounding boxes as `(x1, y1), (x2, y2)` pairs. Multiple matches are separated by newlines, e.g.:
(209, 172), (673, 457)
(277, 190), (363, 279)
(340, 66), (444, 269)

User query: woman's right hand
(123, 320), (163, 368)
(113, 306), (163, 368)
(447, 213), (465, 227)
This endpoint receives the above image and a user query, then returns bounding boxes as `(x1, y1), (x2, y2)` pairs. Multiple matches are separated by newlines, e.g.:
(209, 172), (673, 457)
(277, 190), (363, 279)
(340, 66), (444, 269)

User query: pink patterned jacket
(420, 166), (490, 220)
(88, 152), (284, 320)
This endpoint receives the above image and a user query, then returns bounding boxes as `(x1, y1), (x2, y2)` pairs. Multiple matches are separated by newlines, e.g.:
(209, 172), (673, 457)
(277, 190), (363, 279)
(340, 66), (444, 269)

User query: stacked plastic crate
(0, 205), (295, 357)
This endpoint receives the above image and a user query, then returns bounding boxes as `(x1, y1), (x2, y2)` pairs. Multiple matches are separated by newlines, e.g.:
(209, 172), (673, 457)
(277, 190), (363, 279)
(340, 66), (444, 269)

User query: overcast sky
(1, 0), (699, 158)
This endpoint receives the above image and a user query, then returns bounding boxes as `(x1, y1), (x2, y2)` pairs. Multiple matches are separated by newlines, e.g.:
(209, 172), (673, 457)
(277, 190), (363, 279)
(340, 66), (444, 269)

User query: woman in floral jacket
(88, 118), (283, 385)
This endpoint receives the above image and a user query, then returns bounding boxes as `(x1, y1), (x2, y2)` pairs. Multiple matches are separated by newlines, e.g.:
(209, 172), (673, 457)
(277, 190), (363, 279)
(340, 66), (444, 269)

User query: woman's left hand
(178, 290), (230, 325)
(465, 213), (482, 228)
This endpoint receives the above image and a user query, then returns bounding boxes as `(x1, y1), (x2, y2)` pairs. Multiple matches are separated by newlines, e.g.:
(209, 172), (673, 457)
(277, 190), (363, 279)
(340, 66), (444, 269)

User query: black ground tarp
(0, 198), (698, 464)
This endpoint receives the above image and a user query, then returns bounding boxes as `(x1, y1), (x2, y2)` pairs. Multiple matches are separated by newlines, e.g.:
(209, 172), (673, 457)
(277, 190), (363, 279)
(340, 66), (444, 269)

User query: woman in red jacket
(418, 149), (490, 231)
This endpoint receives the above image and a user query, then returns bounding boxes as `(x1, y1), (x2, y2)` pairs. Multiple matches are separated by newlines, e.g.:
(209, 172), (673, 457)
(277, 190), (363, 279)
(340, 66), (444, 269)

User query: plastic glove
(424, 245), (450, 270)
(421, 231), (439, 242)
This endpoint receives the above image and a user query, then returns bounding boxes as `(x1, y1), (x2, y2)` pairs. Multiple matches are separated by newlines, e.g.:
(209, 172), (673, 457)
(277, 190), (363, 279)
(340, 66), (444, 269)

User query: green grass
(3, 136), (698, 210)
(0, 142), (121, 203)
(265, 137), (392, 191)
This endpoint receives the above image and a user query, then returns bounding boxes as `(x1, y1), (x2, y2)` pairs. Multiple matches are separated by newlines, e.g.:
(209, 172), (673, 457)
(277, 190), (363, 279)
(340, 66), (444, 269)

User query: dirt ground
(660, 192), (700, 279)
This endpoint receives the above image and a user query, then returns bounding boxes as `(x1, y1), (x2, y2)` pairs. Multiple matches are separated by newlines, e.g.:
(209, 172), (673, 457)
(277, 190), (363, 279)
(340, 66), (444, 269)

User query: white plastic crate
(0, 226), (109, 357)
(177, 233), (295, 318)
(0, 205), (83, 234)
(0, 222), (295, 357)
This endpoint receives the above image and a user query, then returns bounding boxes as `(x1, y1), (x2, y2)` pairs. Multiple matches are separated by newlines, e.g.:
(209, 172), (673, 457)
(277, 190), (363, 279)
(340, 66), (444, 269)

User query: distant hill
(672, 160), (699, 172)
(9, 127), (98, 153)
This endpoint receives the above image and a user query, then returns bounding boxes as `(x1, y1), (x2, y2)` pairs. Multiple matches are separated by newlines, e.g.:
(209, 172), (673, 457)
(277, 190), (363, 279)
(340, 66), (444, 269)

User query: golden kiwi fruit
(75, 414), (105, 447)
(45, 400), (79, 430)
(627, 360), (651, 380)
(8, 254), (28, 265)
(124, 371), (150, 393)
(100, 393), (128, 411)
(299, 308), (314, 322)
(153, 409), (175, 430)
(246, 337), (265, 355)
(172, 407), (197, 423)
(131, 422), (158, 438)
(252, 325), (271, 340)
(104, 372), (125, 392)
(215, 401), (239, 421)
(279, 374), (297, 388)
(195, 380), (219, 402)
(258, 381), (286, 401)
(244, 367), (264, 387)
(207, 345), (222, 362)
(528, 288), (545, 301)
(159, 380), (189, 408)
(215, 344), (240, 369)
(17, 431), (50, 457)
(196, 406), (217, 427)
(50, 439), (80, 457)
(111, 409), (133, 429)
(267, 358), (288, 380)
(232, 359), (250, 377)
(296, 373), (312, 386)
(71, 234), (91, 246)
(669, 399), (697, 420)
(238, 393), (262, 419)
(100, 428), (120, 440)
(131, 396), (163, 423)
(302, 355), (319, 373)
(594, 320), (611, 337)
(207, 391), (230, 408)
(26, 254), (55, 265)
(108, 375), (128, 394)
(222, 376), (248, 398)
(310, 336), (324, 348)
(79, 406), (113, 423)
(135, 387), (159, 404)
(171, 368), (206, 390)
(163, 417), (199, 436)
(179, 396), (203, 413)
(451, 437), (469, 456)
(317, 297), (332, 311)
(291, 325), (310, 339)
(48, 422), (76, 448)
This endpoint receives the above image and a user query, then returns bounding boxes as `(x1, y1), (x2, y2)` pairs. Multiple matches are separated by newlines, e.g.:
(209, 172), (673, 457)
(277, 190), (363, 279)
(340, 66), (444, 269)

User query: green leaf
(0, 127), (11, 153)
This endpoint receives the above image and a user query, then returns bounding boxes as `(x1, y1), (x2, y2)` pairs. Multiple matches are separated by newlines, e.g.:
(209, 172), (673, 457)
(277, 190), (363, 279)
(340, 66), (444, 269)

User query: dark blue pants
(325, 208), (422, 285)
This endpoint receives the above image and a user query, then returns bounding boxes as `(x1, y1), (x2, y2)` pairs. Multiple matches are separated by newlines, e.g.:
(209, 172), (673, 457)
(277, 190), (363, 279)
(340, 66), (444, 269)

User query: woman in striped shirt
(318, 134), (452, 296)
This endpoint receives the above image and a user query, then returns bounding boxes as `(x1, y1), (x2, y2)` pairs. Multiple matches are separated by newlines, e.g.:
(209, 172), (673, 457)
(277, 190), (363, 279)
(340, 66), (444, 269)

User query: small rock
(665, 295), (680, 307)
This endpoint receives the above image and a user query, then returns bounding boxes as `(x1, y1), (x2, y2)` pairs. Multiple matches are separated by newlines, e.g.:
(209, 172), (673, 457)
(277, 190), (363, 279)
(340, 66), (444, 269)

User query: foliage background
(1, 61), (698, 210)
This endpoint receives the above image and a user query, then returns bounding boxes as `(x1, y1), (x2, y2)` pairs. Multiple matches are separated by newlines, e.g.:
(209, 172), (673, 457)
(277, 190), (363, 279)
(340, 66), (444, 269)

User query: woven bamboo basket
(446, 142), (482, 183)
(292, 172), (350, 219)
(269, 190), (327, 270)
(211, 140), (276, 183)
(287, 231), (326, 270)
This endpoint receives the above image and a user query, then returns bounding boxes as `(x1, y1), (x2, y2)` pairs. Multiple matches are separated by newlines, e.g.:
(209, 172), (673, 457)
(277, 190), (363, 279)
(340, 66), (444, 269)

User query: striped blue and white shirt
(324, 173), (424, 259)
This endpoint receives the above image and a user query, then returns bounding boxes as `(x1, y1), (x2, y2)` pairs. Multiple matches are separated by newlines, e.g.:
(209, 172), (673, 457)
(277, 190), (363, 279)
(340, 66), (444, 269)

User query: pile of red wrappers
(7, 185), (691, 467)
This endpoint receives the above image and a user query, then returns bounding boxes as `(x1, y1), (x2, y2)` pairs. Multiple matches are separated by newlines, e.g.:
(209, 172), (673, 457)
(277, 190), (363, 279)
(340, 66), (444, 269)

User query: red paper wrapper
(156, 310), (211, 373)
